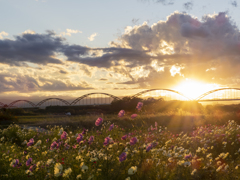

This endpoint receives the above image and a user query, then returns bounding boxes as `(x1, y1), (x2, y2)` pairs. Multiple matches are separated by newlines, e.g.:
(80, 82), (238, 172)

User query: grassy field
(12, 110), (240, 133)
(1, 109), (240, 179)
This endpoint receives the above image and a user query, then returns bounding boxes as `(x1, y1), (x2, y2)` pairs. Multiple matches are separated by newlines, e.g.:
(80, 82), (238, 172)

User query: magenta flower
(121, 135), (127, 140)
(82, 128), (87, 134)
(27, 138), (34, 147)
(12, 159), (20, 168)
(136, 102), (143, 111)
(29, 164), (36, 172)
(61, 131), (68, 140)
(118, 110), (125, 118)
(131, 114), (138, 119)
(50, 141), (57, 150)
(184, 154), (192, 159)
(56, 142), (61, 149)
(130, 137), (138, 145)
(119, 152), (127, 162)
(103, 137), (111, 146)
(146, 144), (153, 152)
(95, 117), (103, 126)
(77, 133), (83, 143)
(88, 136), (94, 145)
(109, 124), (114, 131)
(26, 158), (32, 166)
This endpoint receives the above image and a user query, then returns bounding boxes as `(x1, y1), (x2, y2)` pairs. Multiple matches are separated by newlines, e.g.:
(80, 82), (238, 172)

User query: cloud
(231, 1), (238, 7)
(60, 29), (82, 36)
(0, 31), (66, 65)
(1, 11), (240, 91)
(183, 1), (193, 11)
(99, 78), (108, 81)
(0, 31), (8, 39)
(88, 33), (98, 41)
(59, 70), (68, 74)
(140, 0), (175, 5)
(0, 72), (94, 93)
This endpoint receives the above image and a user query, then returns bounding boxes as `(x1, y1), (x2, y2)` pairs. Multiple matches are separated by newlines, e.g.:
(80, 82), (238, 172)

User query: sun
(173, 79), (220, 100)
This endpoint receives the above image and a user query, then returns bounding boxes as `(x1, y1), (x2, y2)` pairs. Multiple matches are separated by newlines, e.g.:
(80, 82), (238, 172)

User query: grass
(1, 111), (240, 179)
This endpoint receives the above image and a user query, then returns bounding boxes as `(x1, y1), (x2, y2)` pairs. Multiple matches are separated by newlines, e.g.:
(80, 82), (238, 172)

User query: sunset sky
(0, 0), (240, 101)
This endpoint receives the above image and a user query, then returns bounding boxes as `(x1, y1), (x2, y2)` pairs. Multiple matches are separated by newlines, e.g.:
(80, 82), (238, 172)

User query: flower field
(1, 105), (240, 179)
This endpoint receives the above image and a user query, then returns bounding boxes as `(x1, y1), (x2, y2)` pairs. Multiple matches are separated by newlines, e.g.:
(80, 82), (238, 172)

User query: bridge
(1, 88), (240, 108)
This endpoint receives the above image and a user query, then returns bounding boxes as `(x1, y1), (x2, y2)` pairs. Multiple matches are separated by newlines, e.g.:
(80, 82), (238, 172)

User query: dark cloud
(231, 1), (238, 7)
(155, 0), (174, 5)
(183, 2), (193, 11)
(0, 32), (65, 65)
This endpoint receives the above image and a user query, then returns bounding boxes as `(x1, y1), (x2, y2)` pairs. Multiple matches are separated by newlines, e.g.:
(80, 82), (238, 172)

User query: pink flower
(109, 124), (114, 131)
(121, 135), (127, 140)
(12, 159), (20, 168)
(130, 137), (138, 145)
(146, 144), (153, 152)
(76, 133), (83, 143)
(103, 137), (112, 146)
(119, 152), (127, 162)
(155, 122), (158, 127)
(26, 158), (32, 166)
(27, 138), (34, 146)
(95, 117), (103, 126)
(61, 131), (68, 140)
(131, 114), (138, 119)
(88, 136), (94, 144)
(118, 110), (125, 117)
(136, 102), (143, 111)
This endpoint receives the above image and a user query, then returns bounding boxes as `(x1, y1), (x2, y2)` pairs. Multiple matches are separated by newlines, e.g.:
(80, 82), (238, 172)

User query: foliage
(1, 110), (240, 179)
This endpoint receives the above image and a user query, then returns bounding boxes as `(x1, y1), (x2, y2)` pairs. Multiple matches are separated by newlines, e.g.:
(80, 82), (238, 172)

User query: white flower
(128, 166), (137, 175)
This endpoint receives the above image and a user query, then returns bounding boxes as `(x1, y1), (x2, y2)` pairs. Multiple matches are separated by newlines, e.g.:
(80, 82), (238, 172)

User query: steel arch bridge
(131, 89), (192, 101)
(195, 88), (240, 101)
(36, 98), (70, 107)
(0, 102), (5, 106)
(70, 93), (120, 106)
(8, 100), (36, 108)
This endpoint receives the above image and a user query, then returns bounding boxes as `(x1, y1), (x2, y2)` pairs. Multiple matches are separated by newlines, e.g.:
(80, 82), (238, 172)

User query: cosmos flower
(88, 136), (94, 145)
(26, 158), (32, 166)
(27, 138), (34, 146)
(118, 110), (125, 117)
(119, 152), (127, 162)
(146, 144), (153, 152)
(61, 131), (68, 140)
(131, 114), (137, 119)
(103, 137), (113, 146)
(128, 166), (137, 175)
(63, 167), (72, 178)
(136, 102), (143, 111)
(95, 117), (103, 126)
(109, 124), (114, 131)
(130, 137), (138, 145)
(121, 135), (127, 140)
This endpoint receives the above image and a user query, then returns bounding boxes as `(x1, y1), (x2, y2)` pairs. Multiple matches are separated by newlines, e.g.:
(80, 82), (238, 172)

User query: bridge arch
(131, 89), (192, 100)
(36, 98), (70, 107)
(70, 93), (120, 105)
(196, 88), (240, 101)
(0, 102), (6, 107)
(8, 100), (36, 108)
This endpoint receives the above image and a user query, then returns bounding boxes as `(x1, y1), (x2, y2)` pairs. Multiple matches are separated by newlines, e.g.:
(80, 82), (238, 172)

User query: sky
(0, 0), (240, 101)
